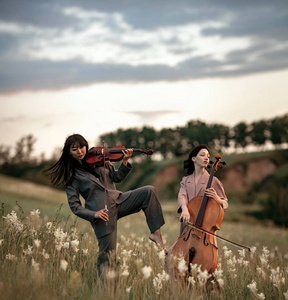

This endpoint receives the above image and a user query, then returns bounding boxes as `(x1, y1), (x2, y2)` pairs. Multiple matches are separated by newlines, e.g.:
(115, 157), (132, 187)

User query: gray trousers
(96, 185), (165, 277)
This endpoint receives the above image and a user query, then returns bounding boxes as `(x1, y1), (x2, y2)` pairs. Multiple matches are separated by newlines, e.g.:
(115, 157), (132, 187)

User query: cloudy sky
(0, 0), (288, 158)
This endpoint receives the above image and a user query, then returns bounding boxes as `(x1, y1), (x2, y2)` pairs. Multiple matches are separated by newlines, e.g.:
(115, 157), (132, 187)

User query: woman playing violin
(178, 144), (228, 236)
(44, 134), (165, 277)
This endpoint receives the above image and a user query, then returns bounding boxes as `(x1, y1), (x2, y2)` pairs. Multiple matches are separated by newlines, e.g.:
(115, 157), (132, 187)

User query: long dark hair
(43, 134), (90, 187)
(183, 144), (210, 175)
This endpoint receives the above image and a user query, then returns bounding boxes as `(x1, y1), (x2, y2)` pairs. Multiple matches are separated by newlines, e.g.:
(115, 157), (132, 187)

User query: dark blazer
(65, 162), (132, 238)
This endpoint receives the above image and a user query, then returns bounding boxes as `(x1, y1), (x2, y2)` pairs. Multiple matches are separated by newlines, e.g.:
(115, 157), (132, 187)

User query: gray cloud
(126, 110), (181, 122)
(0, 0), (287, 93)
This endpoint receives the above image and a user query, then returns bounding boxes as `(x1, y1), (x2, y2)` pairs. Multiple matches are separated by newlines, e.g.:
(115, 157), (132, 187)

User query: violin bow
(102, 141), (108, 225)
(180, 218), (251, 252)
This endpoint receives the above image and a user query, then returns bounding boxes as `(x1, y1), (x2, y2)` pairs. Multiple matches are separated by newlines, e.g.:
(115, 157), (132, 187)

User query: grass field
(0, 174), (288, 299)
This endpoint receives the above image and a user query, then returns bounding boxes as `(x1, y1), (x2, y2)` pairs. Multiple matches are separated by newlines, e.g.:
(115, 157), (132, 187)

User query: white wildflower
(70, 227), (78, 239)
(188, 276), (196, 286)
(217, 278), (224, 286)
(153, 271), (169, 294)
(63, 242), (70, 249)
(54, 227), (68, 250)
(60, 259), (68, 271)
(33, 239), (41, 248)
(126, 287), (131, 293)
(23, 245), (33, 255)
(257, 292), (265, 300)
(55, 244), (62, 251)
(270, 266), (285, 288)
(250, 246), (257, 259)
(153, 276), (162, 294)
(82, 249), (88, 256)
(6, 253), (17, 261)
(223, 247), (233, 259)
(213, 267), (224, 286)
(242, 260), (249, 267)
(121, 268), (129, 277)
(198, 269), (211, 286)
(31, 259), (40, 271)
(106, 270), (117, 279)
(284, 290), (288, 300)
(157, 249), (166, 260)
(227, 255), (237, 277)
(0, 239), (4, 246)
(42, 249), (50, 259)
(238, 249), (246, 258)
(46, 222), (53, 232)
(54, 227), (68, 242)
(30, 209), (40, 216)
(177, 257), (188, 276)
(3, 210), (23, 232)
(142, 265), (152, 279)
(189, 263), (200, 277)
(257, 267), (266, 279)
(260, 246), (270, 268)
(247, 280), (258, 295)
(71, 239), (79, 252)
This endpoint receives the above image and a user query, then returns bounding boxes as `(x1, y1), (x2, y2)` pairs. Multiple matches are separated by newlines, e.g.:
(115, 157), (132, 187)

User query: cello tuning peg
(221, 161), (226, 166)
(207, 165), (211, 169)
(209, 160), (213, 165)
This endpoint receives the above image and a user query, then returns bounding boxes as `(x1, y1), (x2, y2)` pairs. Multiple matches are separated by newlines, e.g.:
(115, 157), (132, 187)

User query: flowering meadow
(0, 205), (288, 300)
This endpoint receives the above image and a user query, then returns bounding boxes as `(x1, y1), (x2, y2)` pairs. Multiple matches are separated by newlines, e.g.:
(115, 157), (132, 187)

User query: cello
(166, 154), (226, 278)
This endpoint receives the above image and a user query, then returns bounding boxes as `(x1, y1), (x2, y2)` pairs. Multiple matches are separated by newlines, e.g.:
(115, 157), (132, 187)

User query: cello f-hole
(203, 233), (209, 246)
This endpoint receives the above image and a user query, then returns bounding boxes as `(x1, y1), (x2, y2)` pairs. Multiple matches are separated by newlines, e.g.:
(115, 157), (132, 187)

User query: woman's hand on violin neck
(180, 205), (190, 223)
(94, 208), (109, 222)
(122, 148), (133, 166)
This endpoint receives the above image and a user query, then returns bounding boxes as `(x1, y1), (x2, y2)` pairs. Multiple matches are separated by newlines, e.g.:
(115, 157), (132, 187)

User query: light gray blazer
(65, 162), (132, 238)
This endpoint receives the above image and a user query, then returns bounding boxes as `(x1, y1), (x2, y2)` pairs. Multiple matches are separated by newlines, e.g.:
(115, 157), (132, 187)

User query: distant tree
(183, 120), (214, 148)
(249, 120), (269, 147)
(209, 123), (231, 149)
(0, 145), (11, 165)
(233, 122), (249, 149)
(157, 128), (177, 158)
(138, 126), (157, 149)
(13, 134), (37, 163)
(269, 115), (288, 147)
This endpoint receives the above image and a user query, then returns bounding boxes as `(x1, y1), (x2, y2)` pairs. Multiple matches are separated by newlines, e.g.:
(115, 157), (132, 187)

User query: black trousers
(96, 185), (165, 276)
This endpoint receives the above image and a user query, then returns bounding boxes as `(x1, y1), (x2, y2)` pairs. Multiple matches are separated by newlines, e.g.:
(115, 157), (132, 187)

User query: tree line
(98, 114), (288, 158)
(0, 114), (287, 170)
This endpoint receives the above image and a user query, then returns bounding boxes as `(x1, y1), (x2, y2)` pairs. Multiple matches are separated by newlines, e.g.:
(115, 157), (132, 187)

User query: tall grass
(1, 205), (287, 300)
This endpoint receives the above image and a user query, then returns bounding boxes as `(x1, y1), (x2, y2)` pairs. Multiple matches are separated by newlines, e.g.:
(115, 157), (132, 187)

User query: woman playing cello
(178, 145), (228, 235)
(166, 144), (228, 286)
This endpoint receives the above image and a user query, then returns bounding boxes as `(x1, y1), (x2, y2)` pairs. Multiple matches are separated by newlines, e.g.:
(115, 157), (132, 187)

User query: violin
(166, 154), (226, 278)
(86, 145), (153, 167)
